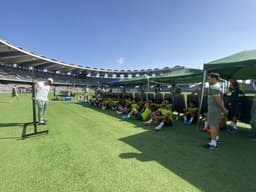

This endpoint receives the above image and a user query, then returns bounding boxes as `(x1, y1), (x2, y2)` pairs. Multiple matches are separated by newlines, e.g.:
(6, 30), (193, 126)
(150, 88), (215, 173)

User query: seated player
(123, 100), (151, 120)
(89, 96), (100, 107)
(101, 97), (111, 109)
(183, 101), (198, 125)
(144, 100), (173, 131)
(122, 98), (141, 119)
(108, 96), (120, 110)
(116, 97), (132, 114)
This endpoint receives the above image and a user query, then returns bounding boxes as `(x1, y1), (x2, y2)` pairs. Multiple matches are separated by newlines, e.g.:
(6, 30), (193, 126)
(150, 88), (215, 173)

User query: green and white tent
(199, 49), (256, 123)
(152, 68), (203, 84)
(117, 68), (203, 86)
(117, 75), (153, 86)
(204, 49), (256, 80)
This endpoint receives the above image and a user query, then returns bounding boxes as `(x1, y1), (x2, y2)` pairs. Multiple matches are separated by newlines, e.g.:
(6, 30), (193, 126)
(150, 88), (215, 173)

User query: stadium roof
(0, 39), (183, 76)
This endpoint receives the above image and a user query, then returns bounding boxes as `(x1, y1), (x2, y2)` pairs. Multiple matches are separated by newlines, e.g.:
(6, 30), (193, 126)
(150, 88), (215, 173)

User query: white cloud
(117, 57), (125, 65)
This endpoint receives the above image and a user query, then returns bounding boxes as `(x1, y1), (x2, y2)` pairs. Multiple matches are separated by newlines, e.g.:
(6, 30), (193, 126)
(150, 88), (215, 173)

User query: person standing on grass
(35, 78), (53, 125)
(226, 77), (243, 131)
(84, 85), (89, 101)
(205, 73), (228, 150)
(250, 94), (256, 140)
(10, 85), (20, 102)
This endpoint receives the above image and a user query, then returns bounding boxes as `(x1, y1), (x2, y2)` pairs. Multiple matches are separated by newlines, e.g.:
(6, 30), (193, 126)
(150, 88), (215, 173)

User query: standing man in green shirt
(205, 73), (228, 150)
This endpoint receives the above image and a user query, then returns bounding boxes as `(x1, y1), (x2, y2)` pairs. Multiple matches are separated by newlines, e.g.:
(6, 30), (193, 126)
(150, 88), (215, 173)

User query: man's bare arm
(214, 96), (228, 114)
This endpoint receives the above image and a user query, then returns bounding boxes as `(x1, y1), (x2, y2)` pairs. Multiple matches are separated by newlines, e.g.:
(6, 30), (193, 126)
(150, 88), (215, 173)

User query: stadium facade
(0, 39), (183, 86)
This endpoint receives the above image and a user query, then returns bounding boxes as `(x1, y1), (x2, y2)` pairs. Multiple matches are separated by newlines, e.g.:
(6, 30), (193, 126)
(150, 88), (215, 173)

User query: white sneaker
(155, 125), (162, 131)
(231, 123), (238, 130)
(155, 123), (163, 131)
(144, 119), (153, 125)
(38, 120), (46, 125)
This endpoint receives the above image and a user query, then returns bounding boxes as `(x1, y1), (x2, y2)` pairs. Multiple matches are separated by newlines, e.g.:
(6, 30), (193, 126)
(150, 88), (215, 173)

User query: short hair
(47, 78), (53, 83)
(208, 72), (220, 80)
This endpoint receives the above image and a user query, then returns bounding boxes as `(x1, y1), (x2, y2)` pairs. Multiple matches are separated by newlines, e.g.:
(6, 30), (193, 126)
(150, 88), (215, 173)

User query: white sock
(184, 116), (187, 121)
(204, 121), (208, 128)
(211, 139), (217, 147)
(145, 119), (153, 124)
(216, 136), (219, 141)
(156, 122), (164, 129)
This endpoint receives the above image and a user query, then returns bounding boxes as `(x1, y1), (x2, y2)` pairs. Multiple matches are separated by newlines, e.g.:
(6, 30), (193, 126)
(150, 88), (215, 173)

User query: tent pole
(197, 70), (207, 132)
(146, 75), (149, 101)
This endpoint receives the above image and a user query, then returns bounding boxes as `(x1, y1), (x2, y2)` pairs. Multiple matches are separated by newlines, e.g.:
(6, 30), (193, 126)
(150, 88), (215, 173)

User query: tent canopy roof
(117, 68), (203, 86)
(118, 75), (152, 85)
(204, 49), (256, 79)
(152, 68), (203, 83)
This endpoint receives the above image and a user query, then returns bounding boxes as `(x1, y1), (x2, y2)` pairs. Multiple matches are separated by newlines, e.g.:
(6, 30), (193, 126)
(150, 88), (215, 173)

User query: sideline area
(0, 94), (256, 192)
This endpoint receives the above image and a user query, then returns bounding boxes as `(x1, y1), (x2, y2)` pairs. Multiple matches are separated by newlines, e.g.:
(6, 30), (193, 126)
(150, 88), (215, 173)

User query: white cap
(47, 78), (53, 83)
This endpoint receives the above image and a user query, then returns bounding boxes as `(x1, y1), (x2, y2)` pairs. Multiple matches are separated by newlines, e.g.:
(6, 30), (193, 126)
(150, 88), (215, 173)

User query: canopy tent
(204, 49), (256, 80)
(105, 78), (122, 85)
(152, 68), (203, 84)
(117, 75), (154, 86)
(198, 49), (256, 129)
(117, 68), (203, 86)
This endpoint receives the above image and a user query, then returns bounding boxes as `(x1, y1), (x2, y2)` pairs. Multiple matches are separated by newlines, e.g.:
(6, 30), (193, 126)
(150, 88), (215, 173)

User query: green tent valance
(152, 68), (203, 84)
(204, 49), (256, 79)
(117, 68), (203, 86)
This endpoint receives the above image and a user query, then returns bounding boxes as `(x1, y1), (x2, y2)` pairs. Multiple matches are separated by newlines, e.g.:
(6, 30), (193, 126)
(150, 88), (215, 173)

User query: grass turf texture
(0, 93), (256, 192)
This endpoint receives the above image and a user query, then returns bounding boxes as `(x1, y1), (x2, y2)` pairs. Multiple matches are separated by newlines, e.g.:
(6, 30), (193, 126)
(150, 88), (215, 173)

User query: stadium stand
(0, 64), (113, 86)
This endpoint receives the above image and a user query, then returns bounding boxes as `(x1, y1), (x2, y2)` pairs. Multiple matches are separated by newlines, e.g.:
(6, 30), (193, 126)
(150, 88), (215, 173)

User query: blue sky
(1, 0), (256, 70)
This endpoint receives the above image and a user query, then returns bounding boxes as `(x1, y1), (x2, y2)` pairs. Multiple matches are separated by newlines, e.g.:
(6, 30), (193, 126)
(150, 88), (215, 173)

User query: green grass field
(0, 93), (256, 192)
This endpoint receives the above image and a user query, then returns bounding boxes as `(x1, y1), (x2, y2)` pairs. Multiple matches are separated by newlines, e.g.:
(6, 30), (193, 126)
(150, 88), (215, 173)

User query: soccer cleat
(122, 115), (130, 120)
(208, 137), (221, 145)
(38, 121), (47, 125)
(144, 119), (153, 125)
(155, 125), (163, 131)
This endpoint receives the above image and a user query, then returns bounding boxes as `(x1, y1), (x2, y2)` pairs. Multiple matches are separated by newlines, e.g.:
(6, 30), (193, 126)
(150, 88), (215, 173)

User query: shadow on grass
(0, 122), (28, 128)
(118, 125), (256, 192)
(77, 102), (256, 192)
(0, 136), (20, 140)
(0, 122), (33, 140)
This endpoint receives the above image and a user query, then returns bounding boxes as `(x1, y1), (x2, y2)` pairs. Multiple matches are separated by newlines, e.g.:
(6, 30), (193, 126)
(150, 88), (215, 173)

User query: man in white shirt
(35, 78), (53, 125)
(205, 73), (228, 150)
